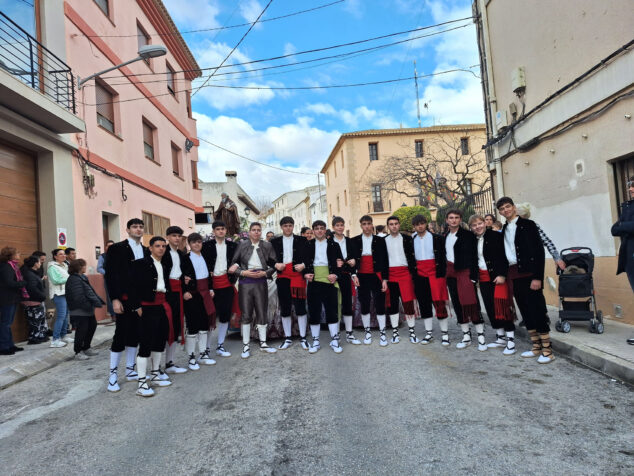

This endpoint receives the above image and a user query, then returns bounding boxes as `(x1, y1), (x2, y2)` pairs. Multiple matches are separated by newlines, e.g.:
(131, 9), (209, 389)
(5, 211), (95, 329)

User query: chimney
(225, 170), (237, 182)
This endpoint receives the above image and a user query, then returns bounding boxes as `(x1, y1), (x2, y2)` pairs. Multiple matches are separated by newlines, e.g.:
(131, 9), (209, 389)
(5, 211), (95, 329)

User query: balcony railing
(0, 11), (75, 113)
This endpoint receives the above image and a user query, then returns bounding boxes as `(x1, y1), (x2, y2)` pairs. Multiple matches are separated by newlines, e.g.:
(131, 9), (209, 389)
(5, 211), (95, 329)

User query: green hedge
(392, 206), (432, 232)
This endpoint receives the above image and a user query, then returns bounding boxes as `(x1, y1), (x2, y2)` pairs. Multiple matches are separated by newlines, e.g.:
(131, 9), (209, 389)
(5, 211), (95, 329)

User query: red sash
(481, 269), (513, 321)
(387, 266), (415, 303)
(196, 279), (216, 329)
(212, 274), (242, 319)
(446, 261), (479, 322)
(141, 292), (173, 344)
(169, 279), (184, 345)
(278, 263), (307, 299)
(416, 260), (449, 302)
(359, 255), (374, 274)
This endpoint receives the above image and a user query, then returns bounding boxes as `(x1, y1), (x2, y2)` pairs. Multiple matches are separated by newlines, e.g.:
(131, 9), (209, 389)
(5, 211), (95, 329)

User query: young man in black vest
(331, 216), (361, 345)
(302, 220), (344, 353)
(444, 209), (485, 349)
(201, 220), (239, 358)
(104, 218), (150, 392)
(271, 216), (309, 350)
(351, 215), (389, 346)
(128, 236), (173, 397)
(411, 214), (450, 345)
(161, 226), (192, 374)
(384, 216), (419, 344)
(497, 197), (554, 363)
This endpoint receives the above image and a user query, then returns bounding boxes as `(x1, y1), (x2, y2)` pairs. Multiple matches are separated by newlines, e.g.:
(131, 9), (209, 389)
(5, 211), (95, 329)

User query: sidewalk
(0, 322), (115, 390)
(538, 306), (633, 384)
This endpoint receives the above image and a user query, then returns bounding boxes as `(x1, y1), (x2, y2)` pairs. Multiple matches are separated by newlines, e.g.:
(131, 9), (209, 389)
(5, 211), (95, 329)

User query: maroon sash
(196, 279), (216, 329)
(141, 292), (174, 344)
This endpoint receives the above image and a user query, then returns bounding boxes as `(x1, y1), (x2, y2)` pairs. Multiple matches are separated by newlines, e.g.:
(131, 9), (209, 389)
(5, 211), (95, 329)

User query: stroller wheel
(561, 321), (571, 333)
(555, 321), (563, 333)
(596, 322), (604, 334)
(589, 321), (596, 333)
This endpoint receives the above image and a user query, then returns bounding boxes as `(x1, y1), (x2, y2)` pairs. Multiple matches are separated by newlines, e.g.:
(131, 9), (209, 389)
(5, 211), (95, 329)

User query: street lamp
(244, 207), (251, 219)
(78, 44), (167, 89)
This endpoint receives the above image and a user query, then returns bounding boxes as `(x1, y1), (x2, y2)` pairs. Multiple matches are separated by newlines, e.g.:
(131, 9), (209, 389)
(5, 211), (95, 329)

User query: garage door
(0, 141), (39, 342)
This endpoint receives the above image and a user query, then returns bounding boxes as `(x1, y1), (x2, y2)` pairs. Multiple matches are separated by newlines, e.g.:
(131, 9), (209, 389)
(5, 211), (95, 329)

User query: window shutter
(95, 83), (113, 121)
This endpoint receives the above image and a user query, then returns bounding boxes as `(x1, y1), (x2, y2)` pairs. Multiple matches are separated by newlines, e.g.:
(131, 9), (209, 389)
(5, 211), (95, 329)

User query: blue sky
(166, 0), (484, 197)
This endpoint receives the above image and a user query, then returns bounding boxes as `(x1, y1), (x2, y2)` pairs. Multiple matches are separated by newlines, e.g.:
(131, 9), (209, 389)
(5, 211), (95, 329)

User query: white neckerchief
(504, 216), (519, 265)
(334, 235), (347, 259)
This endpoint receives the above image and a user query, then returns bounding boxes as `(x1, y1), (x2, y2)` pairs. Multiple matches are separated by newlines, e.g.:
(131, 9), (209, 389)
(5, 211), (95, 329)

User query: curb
(0, 324), (115, 391)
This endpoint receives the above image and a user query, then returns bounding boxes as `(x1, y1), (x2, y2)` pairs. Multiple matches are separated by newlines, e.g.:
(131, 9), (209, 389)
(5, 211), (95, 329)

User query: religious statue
(214, 193), (241, 236)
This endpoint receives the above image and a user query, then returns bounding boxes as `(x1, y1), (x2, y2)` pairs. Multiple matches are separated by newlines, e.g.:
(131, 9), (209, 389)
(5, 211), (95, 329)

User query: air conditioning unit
(495, 110), (508, 129)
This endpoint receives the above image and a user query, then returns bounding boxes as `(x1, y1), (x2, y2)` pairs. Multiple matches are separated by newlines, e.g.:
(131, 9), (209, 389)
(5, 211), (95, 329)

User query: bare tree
(253, 195), (273, 219)
(370, 134), (490, 210)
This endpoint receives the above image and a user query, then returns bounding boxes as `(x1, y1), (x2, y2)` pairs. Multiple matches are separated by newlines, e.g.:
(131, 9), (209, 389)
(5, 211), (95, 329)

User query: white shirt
(247, 242), (264, 270)
(334, 235), (347, 259)
(128, 238), (144, 260)
(377, 232), (387, 238)
(168, 247), (182, 279)
(504, 216), (519, 265)
(414, 232), (434, 261)
(190, 252), (209, 279)
(385, 234), (408, 267)
(361, 234), (373, 256)
(282, 235), (294, 264)
(152, 257), (166, 292)
(445, 231), (458, 263)
(213, 241), (227, 276)
(314, 239), (329, 266)
(477, 235), (487, 270)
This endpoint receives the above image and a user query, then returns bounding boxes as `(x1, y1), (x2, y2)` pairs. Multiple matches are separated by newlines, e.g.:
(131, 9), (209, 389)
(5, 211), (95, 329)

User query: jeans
(52, 295), (69, 340)
(0, 304), (17, 350)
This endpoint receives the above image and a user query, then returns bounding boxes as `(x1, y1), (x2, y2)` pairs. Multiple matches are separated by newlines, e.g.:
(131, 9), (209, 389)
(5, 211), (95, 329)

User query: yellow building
(320, 125), (488, 234)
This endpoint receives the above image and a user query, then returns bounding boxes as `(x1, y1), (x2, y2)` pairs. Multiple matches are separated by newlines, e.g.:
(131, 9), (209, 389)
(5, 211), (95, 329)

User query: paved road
(1, 323), (632, 476)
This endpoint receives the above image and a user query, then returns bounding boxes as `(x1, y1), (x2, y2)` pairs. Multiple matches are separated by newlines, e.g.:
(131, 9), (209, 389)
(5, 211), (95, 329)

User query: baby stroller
(555, 247), (604, 334)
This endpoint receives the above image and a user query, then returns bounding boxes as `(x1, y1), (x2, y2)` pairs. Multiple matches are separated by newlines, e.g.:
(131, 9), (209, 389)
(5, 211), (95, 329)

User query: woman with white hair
(516, 203), (565, 271)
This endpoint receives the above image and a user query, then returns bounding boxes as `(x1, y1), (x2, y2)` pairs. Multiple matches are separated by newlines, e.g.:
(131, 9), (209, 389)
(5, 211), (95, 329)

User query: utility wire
(80, 66), (479, 106)
(96, 17), (473, 81)
(86, 23), (471, 88)
(192, 0), (274, 97)
(83, 0), (345, 38)
(197, 137), (318, 175)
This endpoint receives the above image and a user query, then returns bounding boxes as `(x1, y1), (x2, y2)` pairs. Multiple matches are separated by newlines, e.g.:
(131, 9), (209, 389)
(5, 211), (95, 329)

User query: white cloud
(300, 102), (399, 130)
(283, 42), (298, 62)
(163, 0), (221, 30)
(194, 113), (341, 195)
(343, 0), (364, 18)
(239, 0), (264, 25)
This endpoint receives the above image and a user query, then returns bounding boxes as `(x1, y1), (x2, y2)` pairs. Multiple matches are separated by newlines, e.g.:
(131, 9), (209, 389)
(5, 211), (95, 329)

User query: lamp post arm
(78, 55), (143, 89)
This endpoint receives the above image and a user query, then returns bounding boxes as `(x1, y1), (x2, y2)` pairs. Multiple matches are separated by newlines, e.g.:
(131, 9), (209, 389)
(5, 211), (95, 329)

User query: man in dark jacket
(104, 218), (150, 392)
(611, 178), (634, 345)
(444, 209), (483, 349)
(497, 196), (553, 364)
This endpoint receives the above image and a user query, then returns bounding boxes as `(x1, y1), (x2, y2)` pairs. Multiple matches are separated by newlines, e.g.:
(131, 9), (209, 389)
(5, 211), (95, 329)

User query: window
(334, 160), (337, 178)
(371, 184), (383, 212)
(613, 153), (634, 210)
(464, 178), (473, 195)
(415, 140), (424, 158)
(94, 0), (109, 16)
(95, 81), (114, 133)
(191, 160), (199, 189)
(369, 142), (378, 161)
(137, 23), (150, 60)
(166, 62), (175, 96)
(142, 211), (170, 238)
(367, 201), (370, 213)
(142, 120), (155, 161)
(186, 90), (192, 118)
(344, 190), (347, 206)
(337, 194), (340, 212)
(460, 137), (469, 155)
(326, 172), (330, 186)
(171, 143), (181, 176)
(341, 150), (344, 169)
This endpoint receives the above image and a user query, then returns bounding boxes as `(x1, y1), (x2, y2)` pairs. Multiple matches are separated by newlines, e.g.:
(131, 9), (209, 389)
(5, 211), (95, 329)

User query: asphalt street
(0, 323), (632, 476)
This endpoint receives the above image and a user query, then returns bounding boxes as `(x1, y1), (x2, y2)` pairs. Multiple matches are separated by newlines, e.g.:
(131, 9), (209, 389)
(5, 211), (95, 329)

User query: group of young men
(103, 195), (553, 397)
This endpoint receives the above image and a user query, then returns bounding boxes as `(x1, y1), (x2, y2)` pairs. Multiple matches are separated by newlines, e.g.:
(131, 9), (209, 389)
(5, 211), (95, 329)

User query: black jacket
(385, 233), (417, 275)
(446, 227), (479, 282)
(161, 246), (194, 288)
(412, 232), (447, 278)
(20, 266), (46, 303)
(611, 199), (634, 275)
(201, 239), (238, 284)
(480, 229), (509, 280)
(351, 234), (389, 279)
(270, 235), (307, 266)
(128, 255), (171, 310)
(503, 216), (546, 282)
(181, 252), (213, 293)
(105, 239), (150, 301)
(332, 236), (359, 274)
(0, 262), (26, 306)
(302, 239), (343, 277)
(65, 274), (105, 315)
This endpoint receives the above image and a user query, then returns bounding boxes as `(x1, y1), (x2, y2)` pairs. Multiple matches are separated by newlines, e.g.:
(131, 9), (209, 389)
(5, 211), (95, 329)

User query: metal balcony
(0, 10), (75, 114)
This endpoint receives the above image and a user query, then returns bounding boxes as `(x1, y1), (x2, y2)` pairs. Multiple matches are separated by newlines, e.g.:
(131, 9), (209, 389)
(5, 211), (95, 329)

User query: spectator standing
(97, 240), (115, 317)
(21, 255), (48, 344)
(66, 259), (104, 360)
(31, 250), (50, 336)
(48, 249), (71, 348)
(0, 247), (28, 355)
(64, 247), (77, 266)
